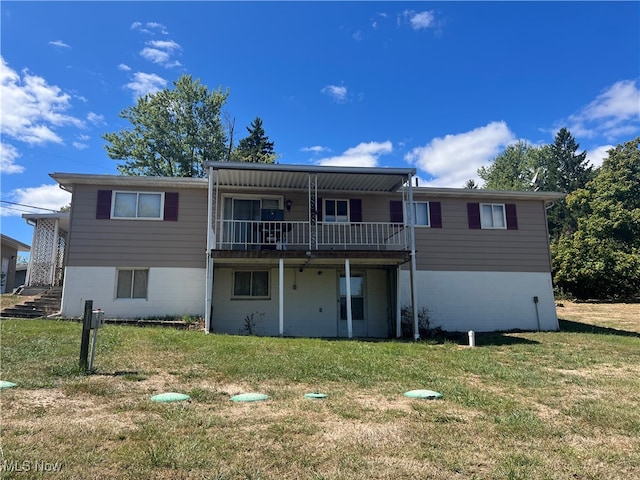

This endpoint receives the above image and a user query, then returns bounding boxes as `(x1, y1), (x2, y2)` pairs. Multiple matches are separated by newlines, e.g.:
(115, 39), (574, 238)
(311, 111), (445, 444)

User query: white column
(396, 265), (402, 338)
(345, 258), (353, 339)
(279, 258), (284, 336)
(205, 165), (214, 333)
(49, 219), (60, 286)
(407, 177), (419, 340)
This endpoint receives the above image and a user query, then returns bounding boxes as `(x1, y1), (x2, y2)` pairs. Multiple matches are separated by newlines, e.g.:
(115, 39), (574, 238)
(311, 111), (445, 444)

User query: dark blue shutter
(317, 198), (323, 221)
(350, 199), (362, 222)
(96, 190), (112, 219)
(429, 202), (442, 228)
(390, 201), (404, 223)
(467, 203), (481, 229)
(164, 192), (179, 221)
(505, 203), (518, 230)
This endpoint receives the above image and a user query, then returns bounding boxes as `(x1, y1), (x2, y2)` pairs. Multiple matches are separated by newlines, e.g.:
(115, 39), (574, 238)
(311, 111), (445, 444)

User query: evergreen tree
(232, 117), (278, 163)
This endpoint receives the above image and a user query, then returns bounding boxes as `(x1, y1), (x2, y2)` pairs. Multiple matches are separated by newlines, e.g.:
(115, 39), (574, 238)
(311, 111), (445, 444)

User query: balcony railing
(217, 220), (409, 251)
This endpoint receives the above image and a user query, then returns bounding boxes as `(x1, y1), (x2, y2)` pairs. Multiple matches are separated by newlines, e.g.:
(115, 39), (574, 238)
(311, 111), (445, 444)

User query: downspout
(279, 258), (284, 336)
(205, 165), (214, 333)
(407, 175), (419, 340)
(396, 265), (402, 338)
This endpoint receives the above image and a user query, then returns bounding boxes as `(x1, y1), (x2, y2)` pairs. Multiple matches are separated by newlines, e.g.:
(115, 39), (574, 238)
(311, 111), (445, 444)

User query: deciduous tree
(103, 74), (229, 177)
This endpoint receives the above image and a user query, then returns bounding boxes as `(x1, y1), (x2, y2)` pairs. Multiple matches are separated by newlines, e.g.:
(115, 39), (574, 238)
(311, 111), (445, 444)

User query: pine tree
(233, 117), (278, 163)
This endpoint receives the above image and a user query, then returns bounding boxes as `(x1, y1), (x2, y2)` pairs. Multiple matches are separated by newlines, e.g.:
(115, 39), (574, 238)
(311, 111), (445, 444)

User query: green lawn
(1, 304), (639, 479)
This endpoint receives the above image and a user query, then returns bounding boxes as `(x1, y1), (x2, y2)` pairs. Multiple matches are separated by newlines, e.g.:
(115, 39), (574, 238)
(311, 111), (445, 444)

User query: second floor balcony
(215, 219), (409, 251)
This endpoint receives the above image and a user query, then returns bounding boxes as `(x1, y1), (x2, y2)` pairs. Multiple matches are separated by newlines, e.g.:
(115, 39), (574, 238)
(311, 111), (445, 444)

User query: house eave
(50, 173), (208, 190)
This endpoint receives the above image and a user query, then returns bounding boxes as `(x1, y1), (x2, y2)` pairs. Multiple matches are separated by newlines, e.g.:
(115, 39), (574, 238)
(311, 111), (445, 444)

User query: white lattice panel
(28, 218), (56, 286)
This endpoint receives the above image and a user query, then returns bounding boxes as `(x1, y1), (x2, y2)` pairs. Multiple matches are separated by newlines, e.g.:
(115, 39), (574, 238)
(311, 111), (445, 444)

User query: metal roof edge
(0, 234), (31, 251)
(205, 161), (416, 176)
(408, 186), (566, 202)
(49, 173), (208, 188)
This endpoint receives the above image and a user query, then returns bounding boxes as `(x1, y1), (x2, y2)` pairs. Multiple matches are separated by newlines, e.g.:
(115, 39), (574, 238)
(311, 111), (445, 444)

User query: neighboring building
(0, 234), (30, 293)
(48, 163), (564, 338)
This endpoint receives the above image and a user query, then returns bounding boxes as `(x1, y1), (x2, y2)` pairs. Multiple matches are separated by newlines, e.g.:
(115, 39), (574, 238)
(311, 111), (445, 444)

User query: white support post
(407, 176), (419, 341)
(205, 165), (214, 333)
(49, 219), (60, 286)
(279, 258), (284, 337)
(345, 258), (353, 339)
(396, 265), (402, 338)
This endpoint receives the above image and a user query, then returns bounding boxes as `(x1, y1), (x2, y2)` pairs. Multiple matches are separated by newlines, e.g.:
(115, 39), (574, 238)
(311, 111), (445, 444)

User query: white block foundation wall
(61, 266), (205, 318)
(400, 270), (559, 332)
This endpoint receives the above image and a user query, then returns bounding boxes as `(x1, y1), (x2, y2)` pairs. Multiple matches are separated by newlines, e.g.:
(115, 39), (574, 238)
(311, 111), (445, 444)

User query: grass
(0, 302), (639, 479)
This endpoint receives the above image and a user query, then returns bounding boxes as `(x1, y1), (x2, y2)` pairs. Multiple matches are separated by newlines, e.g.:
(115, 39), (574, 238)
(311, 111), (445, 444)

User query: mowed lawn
(1, 303), (639, 479)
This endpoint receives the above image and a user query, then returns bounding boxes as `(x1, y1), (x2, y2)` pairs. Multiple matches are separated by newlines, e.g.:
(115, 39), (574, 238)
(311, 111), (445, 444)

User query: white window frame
(324, 199), (349, 223)
(480, 203), (507, 229)
(112, 191), (164, 220)
(232, 270), (270, 299)
(411, 201), (431, 227)
(115, 268), (149, 299)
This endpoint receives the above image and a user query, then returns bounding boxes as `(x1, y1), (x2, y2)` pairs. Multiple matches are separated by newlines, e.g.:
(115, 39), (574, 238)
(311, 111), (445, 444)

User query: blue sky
(1, 1), (639, 247)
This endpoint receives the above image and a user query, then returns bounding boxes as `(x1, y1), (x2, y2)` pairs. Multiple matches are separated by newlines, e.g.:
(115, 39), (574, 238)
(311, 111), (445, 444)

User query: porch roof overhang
(205, 162), (416, 193)
(22, 213), (70, 233)
(413, 186), (566, 204)
(210, 249), (411, 268)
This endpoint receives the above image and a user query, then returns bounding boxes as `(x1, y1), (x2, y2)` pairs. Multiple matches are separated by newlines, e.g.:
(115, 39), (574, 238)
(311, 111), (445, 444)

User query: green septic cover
(0, 381), (17, 389)
(404, 389), (443, 400)
(304, 393), (327, 399)
(150, 392), (190, 403)
(230, 393), (269, 402)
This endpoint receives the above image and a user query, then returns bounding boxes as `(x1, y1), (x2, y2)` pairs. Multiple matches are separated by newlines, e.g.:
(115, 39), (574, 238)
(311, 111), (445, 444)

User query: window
(233, 271), (269, 298)
(480, 203), (506, 229)
(113, 192), (163, 219)
(412, 202), (430, 226)
(339, 275), (364, 320)
(389, 200), (442, 228)
(116, 269), (148, 299)
(324, 199), (349, 223)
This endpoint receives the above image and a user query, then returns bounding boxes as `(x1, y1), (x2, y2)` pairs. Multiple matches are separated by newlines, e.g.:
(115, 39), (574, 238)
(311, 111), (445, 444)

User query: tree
(232, 117), (278, 164)
(464, 179), (479, 189)
(103, 74), (230, 177)
(546, 128), (594, 237)
(552, 138), (640, 299)
(478, 141), (549, 190)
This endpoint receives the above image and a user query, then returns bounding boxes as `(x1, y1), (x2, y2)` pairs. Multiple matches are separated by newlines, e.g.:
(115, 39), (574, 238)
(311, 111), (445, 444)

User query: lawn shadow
(559, 319), (640, 338)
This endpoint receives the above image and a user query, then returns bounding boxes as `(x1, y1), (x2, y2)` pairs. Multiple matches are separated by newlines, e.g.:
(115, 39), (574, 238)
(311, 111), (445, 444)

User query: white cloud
(586, 144), (614, 168)
(318, 141), (392, 167)
(118, 63), (131, 72)
(567, 79), (640, 141)
(48, 40), (70, 49)
(140, 40), (182, 68)
(124, 72), (167, 100)
(405, 10), (435, 30)
(72, 141), (89, 150)
(321, 84), (348, 103)
(0, 142), (25, 174)
(0, 56), (83, 155)
(301, 145), (330, 154)
(1, 184), (71, 217)
(86, 112), (104, 125)
(131, 21), (168, 35)
(405, 121), (516, 187)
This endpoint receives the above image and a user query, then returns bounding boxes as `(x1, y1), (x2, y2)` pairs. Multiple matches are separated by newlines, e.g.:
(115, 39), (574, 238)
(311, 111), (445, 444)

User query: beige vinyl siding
(66, 184), (207, 268)
(411, 196), (552, 273)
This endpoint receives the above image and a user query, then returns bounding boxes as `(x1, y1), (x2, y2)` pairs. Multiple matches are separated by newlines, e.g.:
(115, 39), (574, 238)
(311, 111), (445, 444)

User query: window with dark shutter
(429, 202), (442, 228)
(96, 190), (112, 219)
(164, 192), (179, 221)
(467, 203), (481, 229)
(505, 203), (518, 230)
(390, 201), (404, 223)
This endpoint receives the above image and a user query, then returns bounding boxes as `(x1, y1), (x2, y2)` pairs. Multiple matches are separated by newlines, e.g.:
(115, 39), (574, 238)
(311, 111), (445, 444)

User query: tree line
(477, 130), (639, 300)
(102, 75), (639, 300)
